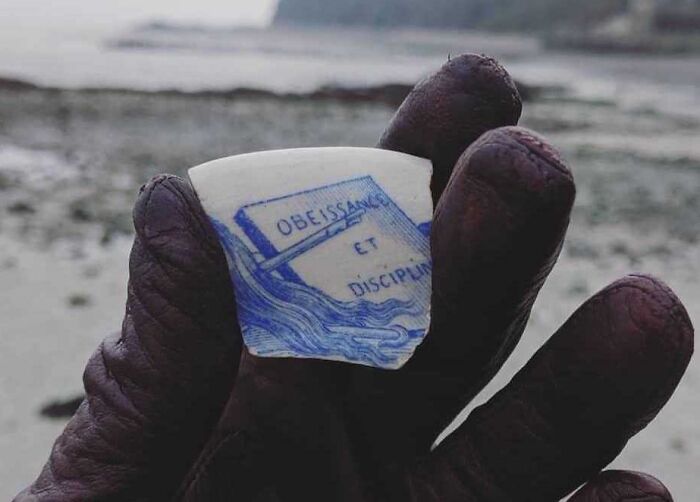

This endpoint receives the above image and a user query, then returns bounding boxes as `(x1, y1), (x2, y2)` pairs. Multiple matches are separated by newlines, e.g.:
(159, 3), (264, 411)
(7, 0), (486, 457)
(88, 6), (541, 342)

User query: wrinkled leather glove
(15, 54), (694, 502)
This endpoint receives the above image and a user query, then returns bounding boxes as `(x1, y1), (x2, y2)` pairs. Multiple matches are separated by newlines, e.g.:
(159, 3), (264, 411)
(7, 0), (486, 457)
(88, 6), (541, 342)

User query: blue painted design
(212, 175), (431, 369)
(417, 221), (431, 237)
(234, 208), (303, 284)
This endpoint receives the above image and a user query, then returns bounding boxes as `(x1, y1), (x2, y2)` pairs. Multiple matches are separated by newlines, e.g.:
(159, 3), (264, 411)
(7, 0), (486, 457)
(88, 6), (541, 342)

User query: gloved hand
(15, 54), (694, 502)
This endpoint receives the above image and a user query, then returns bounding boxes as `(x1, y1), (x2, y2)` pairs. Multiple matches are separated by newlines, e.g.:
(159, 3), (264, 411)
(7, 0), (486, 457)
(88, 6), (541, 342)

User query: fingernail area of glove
(614, 472), (673, 502)
(188, 147), (433, 370)
(463, 126), (574, 208)
(581, 481), (672, 502)
(135, 175), (193, 239)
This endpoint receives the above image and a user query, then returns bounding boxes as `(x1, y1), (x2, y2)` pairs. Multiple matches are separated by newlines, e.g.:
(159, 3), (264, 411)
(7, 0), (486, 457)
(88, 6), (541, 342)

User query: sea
(0, 21), (698, 113)
(0, 20), (699, 500)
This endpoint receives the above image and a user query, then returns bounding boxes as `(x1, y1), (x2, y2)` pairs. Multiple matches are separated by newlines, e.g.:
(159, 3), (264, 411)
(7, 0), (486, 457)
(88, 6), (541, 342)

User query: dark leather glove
(15, 54), (694, 502)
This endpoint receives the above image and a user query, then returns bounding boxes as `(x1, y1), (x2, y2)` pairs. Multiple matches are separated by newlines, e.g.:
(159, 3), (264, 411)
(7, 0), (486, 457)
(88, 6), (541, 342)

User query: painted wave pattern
(211, 218), (425, 368)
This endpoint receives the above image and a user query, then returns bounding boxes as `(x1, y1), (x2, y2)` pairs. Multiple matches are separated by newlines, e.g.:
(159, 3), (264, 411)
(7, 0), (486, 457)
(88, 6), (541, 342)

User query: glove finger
(378, 53), (522, 202)
(347, 127), (575, 462)
(413, 275), (693, 502)
(175, 353), (363, 501)
(16, 175), (241, 501)
(567, 470), (672, 502)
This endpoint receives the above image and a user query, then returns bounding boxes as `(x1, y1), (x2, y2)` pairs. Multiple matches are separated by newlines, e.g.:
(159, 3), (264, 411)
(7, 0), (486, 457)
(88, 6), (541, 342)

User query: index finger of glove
(379, 53), (522, 202)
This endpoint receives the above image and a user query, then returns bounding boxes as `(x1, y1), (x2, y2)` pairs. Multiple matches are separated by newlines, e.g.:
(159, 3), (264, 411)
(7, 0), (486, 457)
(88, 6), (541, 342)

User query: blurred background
(0, 0), (698, 499)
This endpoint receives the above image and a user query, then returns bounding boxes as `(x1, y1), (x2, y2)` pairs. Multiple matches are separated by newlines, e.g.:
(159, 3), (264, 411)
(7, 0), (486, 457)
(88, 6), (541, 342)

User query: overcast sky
(0, 0), (277, 28)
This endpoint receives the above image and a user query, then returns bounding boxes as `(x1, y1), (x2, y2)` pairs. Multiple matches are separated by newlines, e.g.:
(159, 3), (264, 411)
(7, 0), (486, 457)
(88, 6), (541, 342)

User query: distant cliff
(273, 0), (628, 31)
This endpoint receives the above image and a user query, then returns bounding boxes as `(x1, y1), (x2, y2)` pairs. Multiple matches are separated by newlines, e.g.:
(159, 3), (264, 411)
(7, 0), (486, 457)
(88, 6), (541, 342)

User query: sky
(0, 0), (278, 28)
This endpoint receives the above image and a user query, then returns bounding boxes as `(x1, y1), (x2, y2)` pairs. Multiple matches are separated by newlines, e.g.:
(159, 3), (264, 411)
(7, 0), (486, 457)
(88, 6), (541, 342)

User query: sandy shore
(1, 83), (698, 499)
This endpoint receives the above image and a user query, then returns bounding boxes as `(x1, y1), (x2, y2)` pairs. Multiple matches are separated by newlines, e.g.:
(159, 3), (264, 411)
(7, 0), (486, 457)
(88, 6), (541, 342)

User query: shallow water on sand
(0, 24), (699, 500)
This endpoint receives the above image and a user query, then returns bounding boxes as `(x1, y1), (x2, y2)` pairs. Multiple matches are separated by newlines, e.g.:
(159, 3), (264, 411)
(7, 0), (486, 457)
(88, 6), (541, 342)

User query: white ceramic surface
(189, 147), (432, 369)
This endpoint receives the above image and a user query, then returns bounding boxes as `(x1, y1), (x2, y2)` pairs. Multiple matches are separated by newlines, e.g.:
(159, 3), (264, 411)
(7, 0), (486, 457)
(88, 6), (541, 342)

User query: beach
(0, 23), (699, 500)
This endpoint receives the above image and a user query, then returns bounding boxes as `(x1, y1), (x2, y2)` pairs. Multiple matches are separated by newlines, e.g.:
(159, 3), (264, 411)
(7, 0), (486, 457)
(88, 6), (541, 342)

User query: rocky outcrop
(273, 0), (628, 31)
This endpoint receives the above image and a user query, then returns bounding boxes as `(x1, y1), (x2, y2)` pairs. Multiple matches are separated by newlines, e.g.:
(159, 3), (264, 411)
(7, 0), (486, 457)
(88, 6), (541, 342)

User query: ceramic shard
(189, 147), (432, 369)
